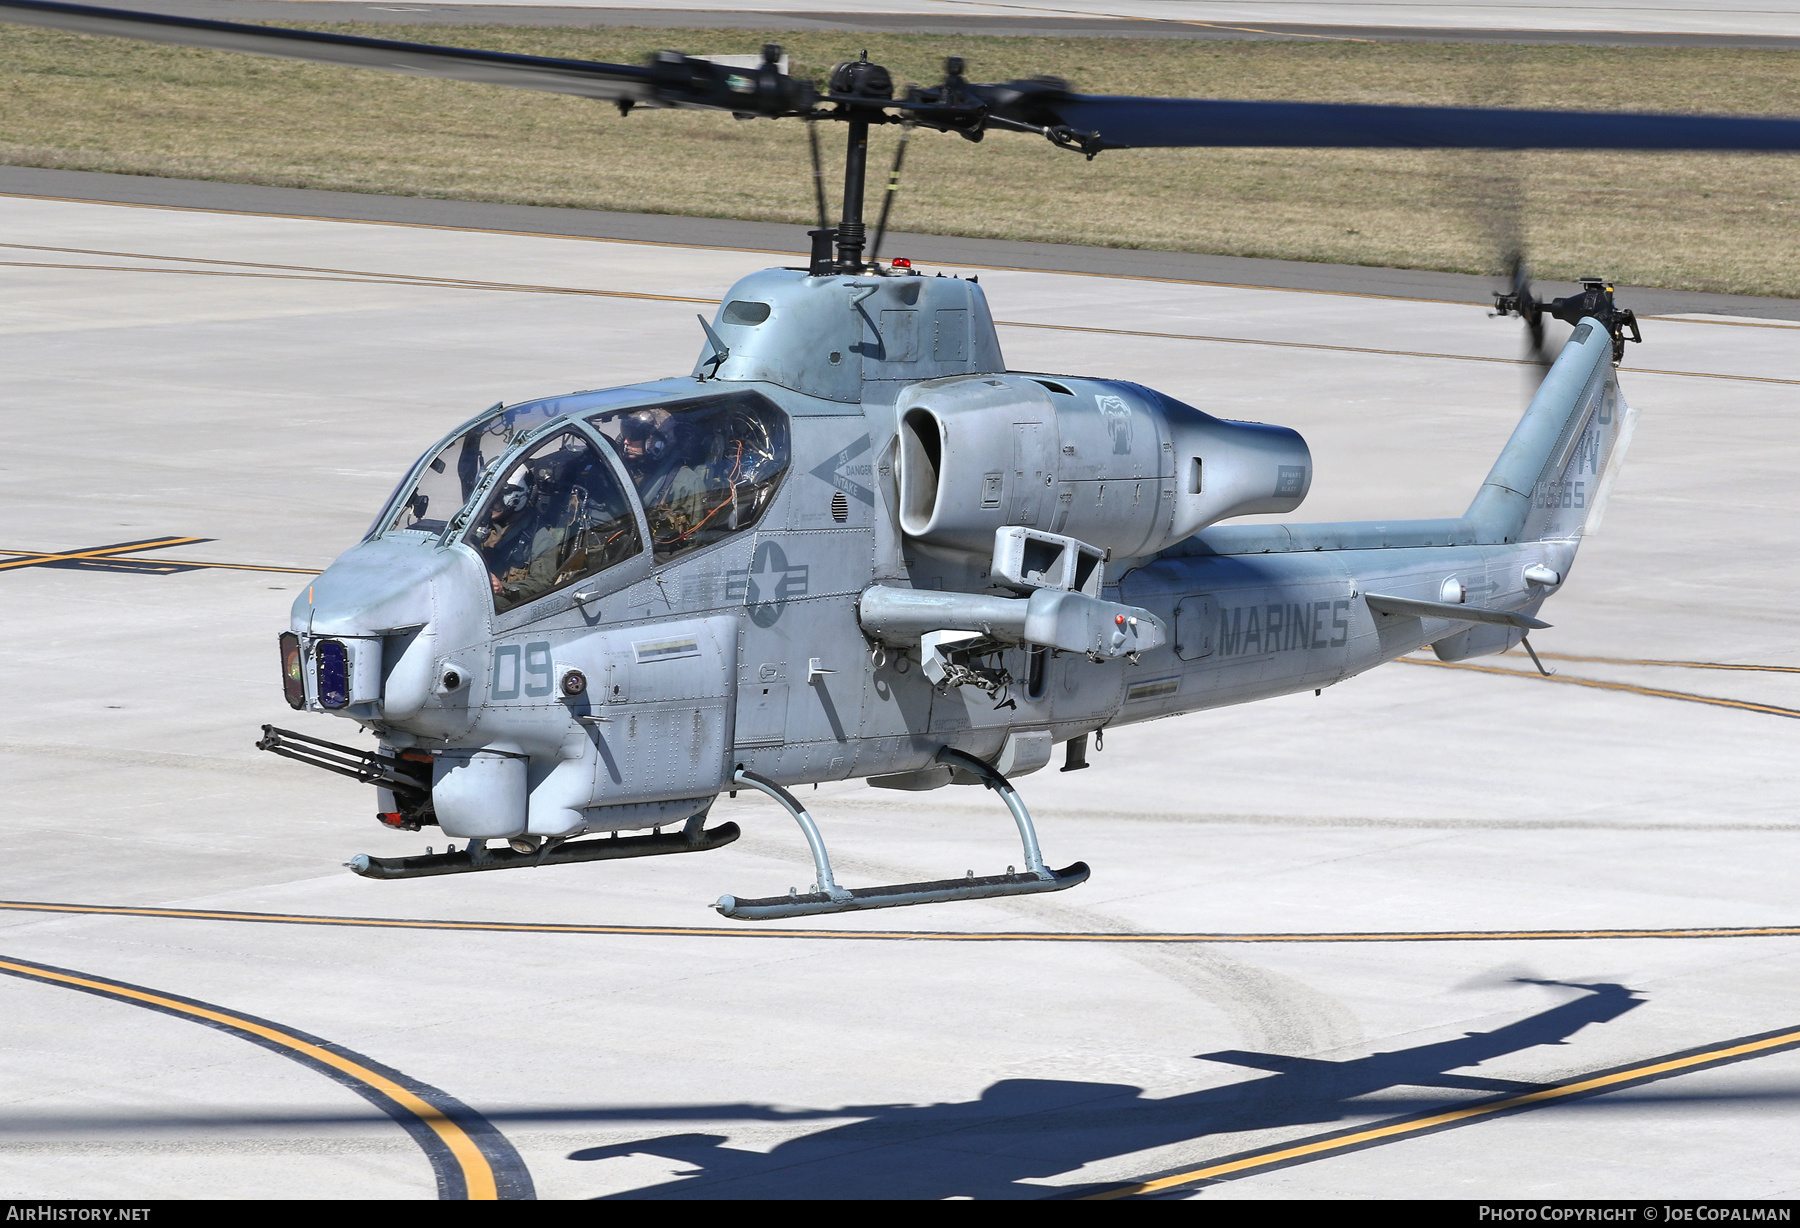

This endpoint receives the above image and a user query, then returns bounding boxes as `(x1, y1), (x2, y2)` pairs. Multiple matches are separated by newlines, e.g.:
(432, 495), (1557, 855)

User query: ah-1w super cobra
(8, 0), (1793, 921)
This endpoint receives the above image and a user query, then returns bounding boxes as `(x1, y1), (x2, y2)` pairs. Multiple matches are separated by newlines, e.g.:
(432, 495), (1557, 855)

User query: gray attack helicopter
(10, 0), (1797, 920)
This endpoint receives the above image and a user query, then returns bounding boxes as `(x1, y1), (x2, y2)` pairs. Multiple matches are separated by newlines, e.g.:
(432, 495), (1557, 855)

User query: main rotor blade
(12, 2), (1795, 152)
(1044, 96), (1800, 151)
(0, 0), (807, 112)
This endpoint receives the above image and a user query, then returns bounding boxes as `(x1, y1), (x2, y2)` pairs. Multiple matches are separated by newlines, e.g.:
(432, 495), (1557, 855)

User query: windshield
(466, 430), (643, 614)
(588, 391), (789, 564)
(384, 402), (566, 535)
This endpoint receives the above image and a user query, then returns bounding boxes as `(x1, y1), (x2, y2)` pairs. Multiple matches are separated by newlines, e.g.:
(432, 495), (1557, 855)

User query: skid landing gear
(714, 748), (1089, 921)
(350, 815), (739, 879)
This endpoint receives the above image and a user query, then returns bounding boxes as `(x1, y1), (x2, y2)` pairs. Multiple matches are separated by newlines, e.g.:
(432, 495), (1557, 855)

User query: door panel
(538, 615), (737, 825)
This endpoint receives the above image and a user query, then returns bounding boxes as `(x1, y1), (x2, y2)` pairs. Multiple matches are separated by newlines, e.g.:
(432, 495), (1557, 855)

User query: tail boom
(1112, 317), (1640, 723)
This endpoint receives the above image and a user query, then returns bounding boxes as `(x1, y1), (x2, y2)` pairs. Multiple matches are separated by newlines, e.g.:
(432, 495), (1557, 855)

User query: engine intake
(896, 374), (1311, 558)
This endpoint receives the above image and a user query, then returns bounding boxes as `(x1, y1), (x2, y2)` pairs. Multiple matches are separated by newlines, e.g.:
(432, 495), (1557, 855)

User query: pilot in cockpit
(615, 410), (672, 487)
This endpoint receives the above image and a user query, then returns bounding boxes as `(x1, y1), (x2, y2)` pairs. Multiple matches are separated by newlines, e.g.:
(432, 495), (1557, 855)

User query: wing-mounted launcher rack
(858, 559), (1165, 694)
(715, 756), (1089, 920)
(992, 525), (1105, 598)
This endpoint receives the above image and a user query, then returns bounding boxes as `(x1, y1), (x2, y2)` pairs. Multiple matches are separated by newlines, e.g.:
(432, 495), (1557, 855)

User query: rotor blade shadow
(572, 979), (1659, 1198)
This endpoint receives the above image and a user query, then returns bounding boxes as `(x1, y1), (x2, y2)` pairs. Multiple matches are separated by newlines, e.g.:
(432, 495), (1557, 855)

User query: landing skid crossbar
(715, 757), (1089, 921)
(350, 821), (740, 879)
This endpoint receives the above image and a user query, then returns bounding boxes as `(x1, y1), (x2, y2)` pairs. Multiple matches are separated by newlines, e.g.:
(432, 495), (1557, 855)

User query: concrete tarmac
(80, 1), (1800, 46)
(1, 191), (1798, 1199)
(99, 0), (1800, 40)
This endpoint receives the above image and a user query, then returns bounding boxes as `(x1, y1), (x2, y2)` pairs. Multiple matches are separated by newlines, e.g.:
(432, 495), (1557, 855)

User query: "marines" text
(1218, 599), (1351, 657)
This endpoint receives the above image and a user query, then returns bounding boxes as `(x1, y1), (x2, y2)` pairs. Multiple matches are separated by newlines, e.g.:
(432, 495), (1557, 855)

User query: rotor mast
(837, 119), (869, 273)
(818, 53), (896, 275)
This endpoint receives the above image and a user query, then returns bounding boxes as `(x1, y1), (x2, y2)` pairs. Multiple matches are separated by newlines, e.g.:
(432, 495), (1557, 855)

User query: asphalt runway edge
(5, 166), (1796, 320)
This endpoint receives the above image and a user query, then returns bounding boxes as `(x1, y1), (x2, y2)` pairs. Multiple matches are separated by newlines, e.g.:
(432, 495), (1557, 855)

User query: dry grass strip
(2, 26), (1796, 296)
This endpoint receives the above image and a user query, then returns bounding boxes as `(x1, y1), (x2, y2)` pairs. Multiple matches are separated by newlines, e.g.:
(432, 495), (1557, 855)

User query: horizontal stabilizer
(1365, 593), (1550, 630)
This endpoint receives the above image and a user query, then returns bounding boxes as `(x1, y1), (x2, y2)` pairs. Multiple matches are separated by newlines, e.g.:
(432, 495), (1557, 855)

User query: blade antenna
(805, 117), (836, 275)
(806, 117), (831, 232)
(869, 119), (914, 265)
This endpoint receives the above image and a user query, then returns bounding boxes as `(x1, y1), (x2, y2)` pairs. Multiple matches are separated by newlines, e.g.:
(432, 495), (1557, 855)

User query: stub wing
(1363, 593), (1550, 631)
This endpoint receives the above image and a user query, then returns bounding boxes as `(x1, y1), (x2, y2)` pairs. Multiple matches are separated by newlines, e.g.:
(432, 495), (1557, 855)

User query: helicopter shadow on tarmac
(570, 978), (1644, 1199)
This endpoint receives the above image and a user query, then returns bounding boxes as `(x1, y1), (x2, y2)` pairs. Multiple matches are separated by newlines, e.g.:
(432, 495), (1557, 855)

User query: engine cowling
(895, 374), (1311, 558)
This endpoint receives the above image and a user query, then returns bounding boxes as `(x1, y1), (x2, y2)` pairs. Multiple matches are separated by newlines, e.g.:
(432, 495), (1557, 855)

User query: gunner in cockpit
(473, 468), (533, 597)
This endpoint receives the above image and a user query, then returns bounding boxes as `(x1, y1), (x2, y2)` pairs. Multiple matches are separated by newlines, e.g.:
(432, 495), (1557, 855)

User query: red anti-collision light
(1115, 614), (1126, 625)
(891, 258), (912, 269)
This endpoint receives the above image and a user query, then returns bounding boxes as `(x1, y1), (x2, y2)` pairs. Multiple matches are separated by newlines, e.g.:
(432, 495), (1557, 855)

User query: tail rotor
(1494, 249), (1550, 368)
(1494, 263), (1642, 369)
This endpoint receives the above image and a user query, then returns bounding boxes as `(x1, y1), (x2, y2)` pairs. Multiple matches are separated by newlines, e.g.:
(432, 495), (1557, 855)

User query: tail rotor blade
(1505, 250), (1549, 366)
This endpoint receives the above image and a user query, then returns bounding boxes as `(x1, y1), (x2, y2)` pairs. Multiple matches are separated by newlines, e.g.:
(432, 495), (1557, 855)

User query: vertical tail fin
(1465, 319), (1640, 544)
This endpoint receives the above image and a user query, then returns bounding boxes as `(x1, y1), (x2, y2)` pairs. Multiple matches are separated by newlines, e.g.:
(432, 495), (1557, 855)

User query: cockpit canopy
(376, 387), (791, 615)
(384, 402), (565, 536)
(466, 430), (642, 614)
(588, 391), (788, 564)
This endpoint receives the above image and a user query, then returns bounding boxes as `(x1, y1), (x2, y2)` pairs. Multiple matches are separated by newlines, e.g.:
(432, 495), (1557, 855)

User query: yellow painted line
(3, 242), (713, 304)
(1648, 315), (1800, 331)
(3, 240), (559, 283)
(1090, 1024), (1800, 1198)
(0, 955), (497, 1199)
(0, 536), (206, 572)
(995, 318), (1800, 386)
(7, 900), (1800, 944)
(127, 558), (322, 574)
(0, 260), (714, 304)
(1534, 651), (1800, 673)
(12, 554), (322, 572)
(0, 188), (815, 263)
(2, 546), (320, 575)
(1398, 655), (1800, 718)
